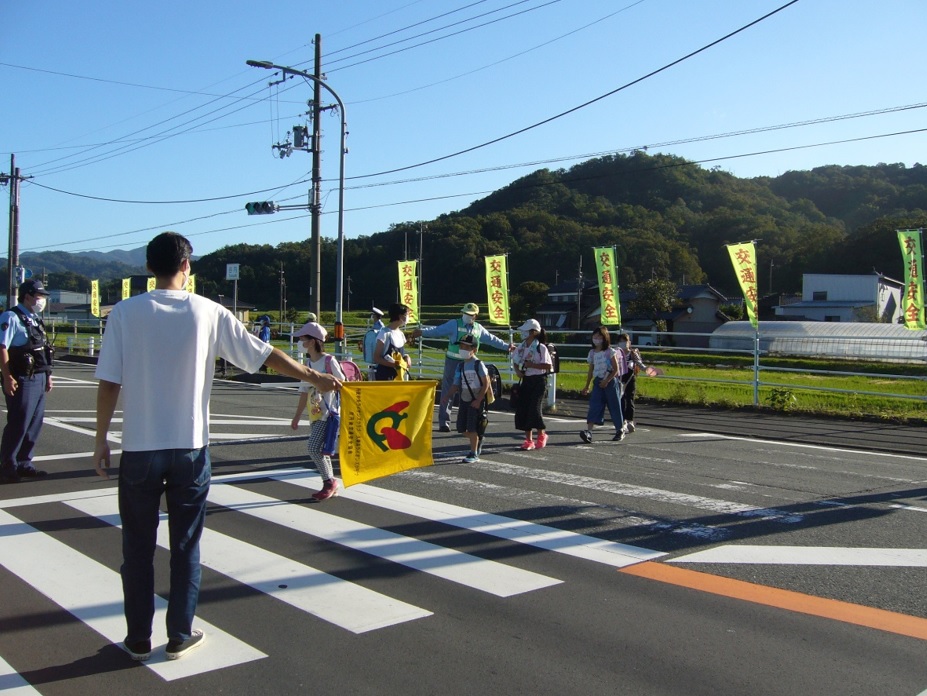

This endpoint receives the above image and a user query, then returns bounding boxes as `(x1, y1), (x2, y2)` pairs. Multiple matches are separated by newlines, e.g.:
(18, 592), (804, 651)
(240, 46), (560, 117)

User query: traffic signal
(245, 201), (277, 215)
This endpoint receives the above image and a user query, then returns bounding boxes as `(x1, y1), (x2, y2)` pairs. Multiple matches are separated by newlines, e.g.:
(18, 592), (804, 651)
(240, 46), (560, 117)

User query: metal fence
(59, 320), (927, 408)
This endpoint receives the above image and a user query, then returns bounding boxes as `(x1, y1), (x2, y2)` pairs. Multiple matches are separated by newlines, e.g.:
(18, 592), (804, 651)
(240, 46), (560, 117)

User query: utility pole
(279, 262), (286, 321)
(309, 34), (323, 318)
(1, 154), (27, 307)
(576, 256), (583, 330)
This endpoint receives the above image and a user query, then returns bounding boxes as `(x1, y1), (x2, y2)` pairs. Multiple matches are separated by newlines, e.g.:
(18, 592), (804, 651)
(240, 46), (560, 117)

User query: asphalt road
(1, 363), (925, 696)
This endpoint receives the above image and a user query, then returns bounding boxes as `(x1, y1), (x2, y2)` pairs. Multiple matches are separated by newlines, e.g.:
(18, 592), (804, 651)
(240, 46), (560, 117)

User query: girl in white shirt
(579, 327), (627, 443)
(290, 322), (346, 501)
(512, 319), (553, 450)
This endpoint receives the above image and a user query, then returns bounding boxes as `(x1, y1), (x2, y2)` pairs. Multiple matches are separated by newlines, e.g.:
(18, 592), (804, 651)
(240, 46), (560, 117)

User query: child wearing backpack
(444, 334), (490, 463)
(290, 321), (346, 501)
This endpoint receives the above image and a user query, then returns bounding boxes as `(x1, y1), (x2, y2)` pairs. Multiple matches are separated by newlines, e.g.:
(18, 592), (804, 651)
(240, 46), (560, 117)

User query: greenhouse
(709, 321), (927, 363)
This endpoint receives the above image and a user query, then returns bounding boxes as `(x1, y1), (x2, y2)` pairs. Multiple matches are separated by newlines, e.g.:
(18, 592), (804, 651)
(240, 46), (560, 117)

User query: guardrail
(59, 322), (926, 409)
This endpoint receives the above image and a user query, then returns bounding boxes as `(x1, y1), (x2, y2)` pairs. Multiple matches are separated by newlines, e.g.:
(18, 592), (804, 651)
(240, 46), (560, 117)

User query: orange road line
(621, 561), (927, 641)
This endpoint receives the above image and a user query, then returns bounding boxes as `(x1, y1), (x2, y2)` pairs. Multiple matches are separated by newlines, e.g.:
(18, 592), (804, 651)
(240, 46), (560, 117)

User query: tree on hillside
(627, 279), (678, 335)
(510, 281), (549, 320)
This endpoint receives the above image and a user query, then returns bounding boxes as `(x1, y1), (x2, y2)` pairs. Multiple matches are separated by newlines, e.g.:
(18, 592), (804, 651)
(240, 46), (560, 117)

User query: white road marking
(0, 508), (266, 680)
(0, 654), (40, 694)
(67, 496), (433, 633)
(462, 459), (804, 523)
(276, 470), (665, 567)
(891, 504), (927, 514)
(670, 545), (927, 567)
(679, 432), (927, 462)
(208, 482), (561, 597)
(396, 470), (726, 541)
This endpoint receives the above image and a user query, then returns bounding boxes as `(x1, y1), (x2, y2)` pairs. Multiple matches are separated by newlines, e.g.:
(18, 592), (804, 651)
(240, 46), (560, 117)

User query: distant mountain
(72, 247), (148, 268)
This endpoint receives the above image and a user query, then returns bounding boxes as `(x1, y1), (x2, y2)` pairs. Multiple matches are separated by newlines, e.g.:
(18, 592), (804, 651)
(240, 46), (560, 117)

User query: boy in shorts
(444, 334), (490, 463)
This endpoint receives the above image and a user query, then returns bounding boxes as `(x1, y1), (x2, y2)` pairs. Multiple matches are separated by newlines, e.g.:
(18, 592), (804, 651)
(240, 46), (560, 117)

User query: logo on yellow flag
(339, 381), (436, 486)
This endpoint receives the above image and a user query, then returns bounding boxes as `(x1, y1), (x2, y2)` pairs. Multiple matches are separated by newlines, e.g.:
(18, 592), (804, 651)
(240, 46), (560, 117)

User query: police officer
(0, 279), (54, 484)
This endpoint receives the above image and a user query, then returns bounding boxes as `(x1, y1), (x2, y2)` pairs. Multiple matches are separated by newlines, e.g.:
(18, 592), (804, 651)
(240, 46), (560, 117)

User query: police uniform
(0, 280), (54, 483)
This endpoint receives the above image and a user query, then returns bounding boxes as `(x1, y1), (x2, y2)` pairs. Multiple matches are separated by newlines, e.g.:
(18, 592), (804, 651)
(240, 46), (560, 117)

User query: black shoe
(439, 425), (451, 432)
(612, 431), (626, 442)
(18, 467), (47, 478)
(165, 629), (205, 660)
(579, 430), (592, 443)
(123, 638), (152, 661)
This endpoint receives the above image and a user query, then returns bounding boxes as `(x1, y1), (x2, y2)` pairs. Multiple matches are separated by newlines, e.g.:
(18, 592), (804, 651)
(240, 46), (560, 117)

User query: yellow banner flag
(146, 277), (156, 292)
(897, 229), (926, 330)
(397, 260), (418, 323)
(727, 241), (758, 328)
(121, 278), (130, 300)
(593, 246), (621, 326)
(90, 280), (100, 317)
(484, 254), (510, 325)
(186, 274), (196, 294)
(339, 381), (436, 486)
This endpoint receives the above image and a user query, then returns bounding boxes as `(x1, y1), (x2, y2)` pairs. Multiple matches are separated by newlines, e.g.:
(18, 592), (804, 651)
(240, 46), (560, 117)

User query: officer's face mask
(462, 313), (474, 326)
(33, 297), (47, 313)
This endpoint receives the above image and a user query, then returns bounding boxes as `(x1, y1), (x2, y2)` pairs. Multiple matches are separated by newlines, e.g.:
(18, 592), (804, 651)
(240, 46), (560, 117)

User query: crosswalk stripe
(0, 654), (40, 694)
(66, 496), (433, 633)
(0, 508), (266, 681)
(208, 482), (561, 597)
(275, 470), (665, 568)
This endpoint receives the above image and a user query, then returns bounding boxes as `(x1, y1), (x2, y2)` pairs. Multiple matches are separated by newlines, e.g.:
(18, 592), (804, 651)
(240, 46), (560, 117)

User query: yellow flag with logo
(147, 277), (156, 292)
(339, 381), (436, 486)
(121, 278), (131, 300)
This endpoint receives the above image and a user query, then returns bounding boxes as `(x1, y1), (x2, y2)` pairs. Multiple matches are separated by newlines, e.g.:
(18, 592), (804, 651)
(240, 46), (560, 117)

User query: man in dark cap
(0, 279), (54, 484)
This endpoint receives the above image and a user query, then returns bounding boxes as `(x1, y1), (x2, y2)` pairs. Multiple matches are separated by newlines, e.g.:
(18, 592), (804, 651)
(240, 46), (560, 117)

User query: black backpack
(485, 363), (502, 410)
(547, 343), (560, 374)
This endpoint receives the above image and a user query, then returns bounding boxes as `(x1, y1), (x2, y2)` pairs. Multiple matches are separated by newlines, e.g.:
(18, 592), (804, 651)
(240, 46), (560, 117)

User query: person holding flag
(412, 302), (513, 432)
(373, 303), (412, 381)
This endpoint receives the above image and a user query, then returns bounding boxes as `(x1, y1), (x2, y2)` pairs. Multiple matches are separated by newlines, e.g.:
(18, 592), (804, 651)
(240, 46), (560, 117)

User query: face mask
(618, 341), (628, 349)
(459, 348), (472, 360)
(462, 314), (474, 326)
(592, 337), (603, 346)
(521, 332), (532, 341)
(34, 298), (46, 313)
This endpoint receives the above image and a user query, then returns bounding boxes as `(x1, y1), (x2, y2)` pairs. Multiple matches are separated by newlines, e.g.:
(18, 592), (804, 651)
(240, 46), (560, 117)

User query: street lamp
(246, 59), (347, 353)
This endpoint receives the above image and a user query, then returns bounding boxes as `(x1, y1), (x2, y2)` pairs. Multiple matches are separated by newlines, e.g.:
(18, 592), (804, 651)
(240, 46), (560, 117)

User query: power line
(349, 0), (647, 105)
(21, 99), (925, 205)
(327, 0), (563, 73)
(346, 0), (802, 180)
(21, 125), (927, 255)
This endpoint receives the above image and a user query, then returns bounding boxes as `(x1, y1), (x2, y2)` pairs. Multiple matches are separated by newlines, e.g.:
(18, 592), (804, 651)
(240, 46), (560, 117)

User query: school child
(290, 321), (346, 501)
(512, 318), (553, 450)
(579, 327), (627, 443)
(444, 334), (490, 463)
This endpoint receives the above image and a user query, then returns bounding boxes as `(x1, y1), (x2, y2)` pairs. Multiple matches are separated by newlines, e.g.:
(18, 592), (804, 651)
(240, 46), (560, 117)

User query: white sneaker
(626, 421), (636, 433)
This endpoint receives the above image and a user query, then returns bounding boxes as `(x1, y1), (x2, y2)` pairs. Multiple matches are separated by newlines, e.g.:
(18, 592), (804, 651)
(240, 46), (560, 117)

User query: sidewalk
(546, 397), (927, 458)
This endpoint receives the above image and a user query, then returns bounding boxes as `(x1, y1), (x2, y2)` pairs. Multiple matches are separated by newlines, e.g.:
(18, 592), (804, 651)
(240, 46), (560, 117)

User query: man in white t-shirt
(92, 232), (340, 663)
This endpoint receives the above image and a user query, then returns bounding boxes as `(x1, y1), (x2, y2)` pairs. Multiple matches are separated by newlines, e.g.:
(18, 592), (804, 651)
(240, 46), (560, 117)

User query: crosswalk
(0, 468), (663, 683)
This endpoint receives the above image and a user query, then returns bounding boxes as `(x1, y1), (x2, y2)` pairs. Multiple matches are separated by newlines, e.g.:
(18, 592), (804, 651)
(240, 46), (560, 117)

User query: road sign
(226, 264), (240, 281)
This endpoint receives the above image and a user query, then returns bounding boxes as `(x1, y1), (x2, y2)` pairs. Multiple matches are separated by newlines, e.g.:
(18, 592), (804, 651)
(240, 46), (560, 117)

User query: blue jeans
(118, 447), (211, 644)
(586, 378), (624, 432)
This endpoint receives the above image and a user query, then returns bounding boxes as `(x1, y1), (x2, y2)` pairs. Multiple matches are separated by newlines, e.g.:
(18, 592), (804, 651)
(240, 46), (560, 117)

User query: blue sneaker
(462, 452), (479, 463)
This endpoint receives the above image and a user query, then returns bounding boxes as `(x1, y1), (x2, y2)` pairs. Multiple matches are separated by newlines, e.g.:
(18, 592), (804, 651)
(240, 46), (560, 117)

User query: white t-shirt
(298, 354), (346, 419)
(587, 347), (618, 380)
(375, 326), (407, 357)
(95, 290), (273, 450)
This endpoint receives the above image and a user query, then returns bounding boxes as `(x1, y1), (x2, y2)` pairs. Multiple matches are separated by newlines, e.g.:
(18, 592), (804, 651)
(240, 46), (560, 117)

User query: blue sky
(1, 0), (925, 259)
